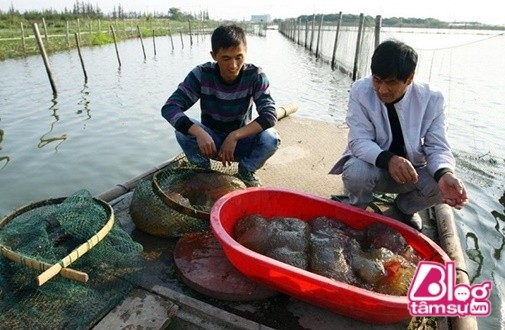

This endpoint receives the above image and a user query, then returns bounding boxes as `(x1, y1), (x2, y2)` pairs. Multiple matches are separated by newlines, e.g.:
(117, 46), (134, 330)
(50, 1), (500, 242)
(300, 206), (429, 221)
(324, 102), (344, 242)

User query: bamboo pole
(137, 25), (146, 60)
(297, 18), (301, 45)
(434, 204), (478, 330)
(331, 12), (343, 71)
(42, 17), (48, 43)
(180, 31), (184, 48)
(352, 13), (365, 81)
(304, 21), (309, 49)
(309, 14), (315, 53)
(375, 15), (382, 49)
(66, 21), (70, 48)
(188, 20), (193, 46)
(168, 26), (174, 50)
(152, 29), (157, 56)
(32, 23), (57, 96)
(20, 22), (26, 54)
(315, 14), (324, 58)
(75, 33), (88, 83)
(77, 18), (81, 43)
(110, 25), (121, 67)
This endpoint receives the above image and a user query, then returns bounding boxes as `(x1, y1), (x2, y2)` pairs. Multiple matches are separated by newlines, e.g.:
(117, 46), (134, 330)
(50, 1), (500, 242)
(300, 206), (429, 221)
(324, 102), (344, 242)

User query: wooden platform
(259, 115), (346, 197)
(93, 114), (476, 330)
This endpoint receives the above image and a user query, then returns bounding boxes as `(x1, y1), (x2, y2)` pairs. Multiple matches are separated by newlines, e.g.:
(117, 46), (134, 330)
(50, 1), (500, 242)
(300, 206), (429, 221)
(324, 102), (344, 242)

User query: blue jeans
(341, 157), (443, 214)
(175, 122), (280, 172)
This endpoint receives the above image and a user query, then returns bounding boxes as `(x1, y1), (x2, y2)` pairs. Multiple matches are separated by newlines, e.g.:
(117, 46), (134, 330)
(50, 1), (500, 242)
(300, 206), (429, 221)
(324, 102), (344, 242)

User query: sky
(1, 0), (504, 26)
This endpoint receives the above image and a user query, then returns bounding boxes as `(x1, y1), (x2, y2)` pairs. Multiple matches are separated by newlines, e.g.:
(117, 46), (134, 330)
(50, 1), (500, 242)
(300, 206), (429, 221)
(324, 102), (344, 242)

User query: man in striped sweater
(161, 24), (279, 187)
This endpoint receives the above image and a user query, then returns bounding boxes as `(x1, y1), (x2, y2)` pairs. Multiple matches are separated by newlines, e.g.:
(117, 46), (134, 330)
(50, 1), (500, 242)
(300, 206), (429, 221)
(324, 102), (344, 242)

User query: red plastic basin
(210, 187), (451, 324)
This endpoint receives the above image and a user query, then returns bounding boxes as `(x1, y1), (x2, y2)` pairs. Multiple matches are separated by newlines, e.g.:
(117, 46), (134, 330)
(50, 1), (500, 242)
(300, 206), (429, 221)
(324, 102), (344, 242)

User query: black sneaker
(237, 167), (261, 187)
(394, 200), (423, 231)
(399, 211), (423, 231)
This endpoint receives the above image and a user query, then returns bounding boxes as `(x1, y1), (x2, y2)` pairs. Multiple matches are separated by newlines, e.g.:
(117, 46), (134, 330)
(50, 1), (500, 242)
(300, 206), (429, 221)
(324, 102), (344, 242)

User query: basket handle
(0, 245), (89, 283)
(36, 208), (115, 286)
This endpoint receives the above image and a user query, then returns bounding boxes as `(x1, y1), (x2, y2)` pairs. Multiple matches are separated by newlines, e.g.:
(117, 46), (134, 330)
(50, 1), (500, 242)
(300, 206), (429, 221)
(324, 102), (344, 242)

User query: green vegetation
(0, 1), (216, 61)
(2, 1), (503, 61)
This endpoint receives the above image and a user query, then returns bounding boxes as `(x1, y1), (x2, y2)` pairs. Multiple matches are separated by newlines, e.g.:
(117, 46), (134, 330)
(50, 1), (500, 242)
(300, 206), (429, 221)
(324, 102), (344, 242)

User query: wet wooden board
(173, 232), (278, 301)
(93, 289), (178, 329)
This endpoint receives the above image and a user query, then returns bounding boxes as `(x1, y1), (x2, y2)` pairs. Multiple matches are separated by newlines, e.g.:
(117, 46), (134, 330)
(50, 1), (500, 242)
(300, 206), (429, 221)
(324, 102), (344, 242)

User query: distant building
(250, 14), (272, 23)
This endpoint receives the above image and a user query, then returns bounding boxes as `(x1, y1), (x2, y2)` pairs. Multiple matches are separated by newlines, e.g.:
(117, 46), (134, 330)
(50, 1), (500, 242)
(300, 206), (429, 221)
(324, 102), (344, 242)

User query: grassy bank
(0, 18), (219, 61)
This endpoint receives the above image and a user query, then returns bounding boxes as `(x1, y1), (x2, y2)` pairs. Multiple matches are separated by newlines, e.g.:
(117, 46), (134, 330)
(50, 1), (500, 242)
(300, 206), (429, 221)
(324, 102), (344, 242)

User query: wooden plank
(93, 289), (178, 329)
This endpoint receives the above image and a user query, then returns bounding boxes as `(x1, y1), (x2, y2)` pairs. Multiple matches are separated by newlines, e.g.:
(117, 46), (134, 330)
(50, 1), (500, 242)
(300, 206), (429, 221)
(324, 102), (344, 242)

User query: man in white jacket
(330, 40), (468, 230)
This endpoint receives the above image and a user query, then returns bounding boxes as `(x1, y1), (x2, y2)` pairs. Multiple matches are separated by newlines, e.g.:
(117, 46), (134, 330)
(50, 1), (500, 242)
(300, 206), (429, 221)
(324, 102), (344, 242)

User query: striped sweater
(161, 62), (277, 134)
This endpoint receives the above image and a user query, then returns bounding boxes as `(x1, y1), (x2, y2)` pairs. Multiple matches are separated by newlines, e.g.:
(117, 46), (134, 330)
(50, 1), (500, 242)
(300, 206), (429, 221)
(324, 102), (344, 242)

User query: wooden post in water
(179, 31), (184, 49)
(20, 23), (26, 54)
(188, 20), (193, 46)
(42, 17), (49, 44)
(294, 19), (298, 44)
(110, 25), (121, 67)
(77, 18), (81, 43)
(66, 21), (70, 48)
(331, 12), (343, 71)
(309, 14), (315, 53)
(137, 25), (146, 60)
(297, 19), (302, 45)
(352, 13), (365, 81)
(152, 29), (157, 56)
(32, 23), (57, 96)
(315, 14), (324, 58)
(168, 26), (174, 50)
(374, 15), (382, 49)
(304, 21), (309, 49)
(74, 33), (88, 83)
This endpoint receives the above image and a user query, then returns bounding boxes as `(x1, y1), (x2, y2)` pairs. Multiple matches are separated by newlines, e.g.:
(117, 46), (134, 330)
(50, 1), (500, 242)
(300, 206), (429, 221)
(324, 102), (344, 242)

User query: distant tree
(168, 7), (184, 21)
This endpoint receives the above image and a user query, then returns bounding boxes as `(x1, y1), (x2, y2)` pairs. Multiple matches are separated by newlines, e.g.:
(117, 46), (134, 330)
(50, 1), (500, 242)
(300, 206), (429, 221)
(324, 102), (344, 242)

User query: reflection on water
(466, 232), (484, 282)
(0, 156), (8, 170)
(0, 128), (8, 170)
(490, 209), (505, 260)
(37, 98), (67, 150)
(76, 84), (91, 120)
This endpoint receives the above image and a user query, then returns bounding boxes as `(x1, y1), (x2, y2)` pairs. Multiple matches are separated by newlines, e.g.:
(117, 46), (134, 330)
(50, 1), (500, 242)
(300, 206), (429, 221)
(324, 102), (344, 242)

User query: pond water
(0, 28), (504, 329)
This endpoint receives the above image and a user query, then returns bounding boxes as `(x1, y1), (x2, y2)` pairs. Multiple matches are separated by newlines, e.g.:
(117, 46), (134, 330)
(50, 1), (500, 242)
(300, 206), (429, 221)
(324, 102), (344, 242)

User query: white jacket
(330, 75), (455, 177)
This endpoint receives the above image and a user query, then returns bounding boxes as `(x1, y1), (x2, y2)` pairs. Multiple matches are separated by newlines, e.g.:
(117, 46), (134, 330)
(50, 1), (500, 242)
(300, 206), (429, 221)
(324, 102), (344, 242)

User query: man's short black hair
(211, 24), (247, 54)
(371, 39), (418, 82)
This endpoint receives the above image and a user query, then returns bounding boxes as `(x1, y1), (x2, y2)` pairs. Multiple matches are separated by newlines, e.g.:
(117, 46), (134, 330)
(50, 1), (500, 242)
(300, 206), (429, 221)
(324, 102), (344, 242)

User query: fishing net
(0, 189), (144, 329)
(130, 154), (247, 237)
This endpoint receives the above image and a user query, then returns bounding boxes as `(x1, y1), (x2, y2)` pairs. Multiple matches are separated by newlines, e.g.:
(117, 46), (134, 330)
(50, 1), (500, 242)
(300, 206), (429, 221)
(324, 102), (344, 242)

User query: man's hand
(388, 155), (419, 184)
(438, 172), (469, 209)
(188, 125), (216, 158)
(219, 132), (239, 167)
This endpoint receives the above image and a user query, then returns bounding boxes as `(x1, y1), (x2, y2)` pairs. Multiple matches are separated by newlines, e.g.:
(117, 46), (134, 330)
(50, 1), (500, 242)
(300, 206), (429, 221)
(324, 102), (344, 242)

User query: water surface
(0, 29), (503, 329)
